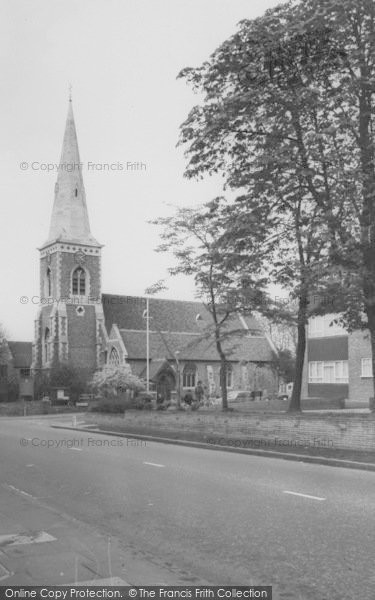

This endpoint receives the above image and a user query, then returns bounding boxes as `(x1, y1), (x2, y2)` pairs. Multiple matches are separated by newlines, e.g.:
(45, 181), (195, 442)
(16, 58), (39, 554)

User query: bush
(91, 392), (153, 413)
(91, 397), (134, 413)
(133, 397), (153, 410)
(90, 366), (145, 399)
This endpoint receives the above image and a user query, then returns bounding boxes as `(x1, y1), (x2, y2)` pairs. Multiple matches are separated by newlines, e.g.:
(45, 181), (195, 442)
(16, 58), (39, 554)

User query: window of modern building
(183, 363), (196, 388)
(334, 361), (349, 383)
(308, 314), (346, 338)
(361, 358), (373, 378)
(109, 347), (120, 366)
(72, 267), (86, 295)
(308, 361), (348, 383)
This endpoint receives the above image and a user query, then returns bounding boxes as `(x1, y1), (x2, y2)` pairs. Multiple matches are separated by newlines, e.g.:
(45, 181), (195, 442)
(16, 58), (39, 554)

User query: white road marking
(64, 578), (129, 585)
(4, 484), (36, 500)
(0, 531), (56, 547)
(283, 490), (326, 501)
(0, 562), (13, 581)
(143, 462), (165, 468)
(68, 448), (82, 451)
(26, 464), (34, 467)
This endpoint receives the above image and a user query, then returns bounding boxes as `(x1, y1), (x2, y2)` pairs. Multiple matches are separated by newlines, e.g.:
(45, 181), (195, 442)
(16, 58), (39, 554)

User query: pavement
(0, 415), (375, 599)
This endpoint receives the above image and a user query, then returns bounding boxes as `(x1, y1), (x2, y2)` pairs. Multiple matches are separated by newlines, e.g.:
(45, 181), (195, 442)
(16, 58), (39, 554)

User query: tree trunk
(358, 65), (375, 406)
(220, 356), (228, 411)
(287, 295), (307, 413)
(215, 337), (228, 411)
(369, 322), (375, 411)
(363, 289), (375, 410)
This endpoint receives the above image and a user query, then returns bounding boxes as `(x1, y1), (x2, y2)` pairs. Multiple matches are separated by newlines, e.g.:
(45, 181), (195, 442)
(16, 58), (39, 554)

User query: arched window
(44, 328), (50, 363)
(46, 268), (52, 297)
(220, 363), (233, 388)
(109, 347), (120, 366)
(72, 267), (86, 295)
(182, 363), (196, 388)
(75, 187), (78, 197)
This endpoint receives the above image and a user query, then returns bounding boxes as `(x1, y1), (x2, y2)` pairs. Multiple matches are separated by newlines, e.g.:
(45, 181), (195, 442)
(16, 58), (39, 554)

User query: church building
(32, 100), (278, 401)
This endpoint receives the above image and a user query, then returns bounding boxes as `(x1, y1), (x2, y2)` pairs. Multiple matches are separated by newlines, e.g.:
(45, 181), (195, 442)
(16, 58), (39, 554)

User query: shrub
(34, 364), (88, 402)
(133, 397), (153, 410)
(91, 397), (134, 413)
(91, 392), (153, 413)
(5, 378), (19, 402)
(90, 366), (145, 399)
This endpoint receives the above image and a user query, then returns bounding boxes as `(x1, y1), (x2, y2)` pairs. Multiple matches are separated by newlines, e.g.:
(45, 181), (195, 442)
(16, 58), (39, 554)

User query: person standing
(194, 380), (204, 405)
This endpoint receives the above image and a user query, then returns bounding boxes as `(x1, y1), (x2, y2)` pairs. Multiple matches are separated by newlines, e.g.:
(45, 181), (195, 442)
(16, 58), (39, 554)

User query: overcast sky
(0, 0), (281, 341)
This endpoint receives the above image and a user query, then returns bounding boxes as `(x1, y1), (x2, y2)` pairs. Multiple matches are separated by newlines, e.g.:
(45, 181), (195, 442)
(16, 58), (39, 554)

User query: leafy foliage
(151, 203), (271, 410)
(0, 324), (11, 366)
(90, 366), (145, 399)
(177, 0), (375, 407)
(34, 364), (88, 401)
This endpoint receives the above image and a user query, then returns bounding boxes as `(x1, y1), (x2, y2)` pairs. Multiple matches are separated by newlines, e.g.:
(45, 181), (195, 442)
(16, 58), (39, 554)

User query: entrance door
(156, 371), (176, 403)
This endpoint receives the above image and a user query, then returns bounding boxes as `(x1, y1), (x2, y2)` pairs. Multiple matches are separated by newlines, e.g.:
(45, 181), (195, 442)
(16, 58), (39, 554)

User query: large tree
(151, 203), (271, 410)
(177, 2), (347, 410)
(289, 0), (375, 401)
(0, 324), (10, 365)
(217, 191), (329, 411)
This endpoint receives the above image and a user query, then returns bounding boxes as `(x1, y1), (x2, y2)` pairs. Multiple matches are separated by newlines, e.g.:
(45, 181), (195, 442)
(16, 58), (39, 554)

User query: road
(0, 415), (374, 599)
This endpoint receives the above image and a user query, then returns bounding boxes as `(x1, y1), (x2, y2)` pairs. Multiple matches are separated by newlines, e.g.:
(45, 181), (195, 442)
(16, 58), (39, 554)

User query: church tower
(32, 98), (104, 373)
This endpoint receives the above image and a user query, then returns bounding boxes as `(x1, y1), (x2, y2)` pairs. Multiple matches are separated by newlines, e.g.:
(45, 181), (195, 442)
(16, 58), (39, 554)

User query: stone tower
(32, 99), (104, 373)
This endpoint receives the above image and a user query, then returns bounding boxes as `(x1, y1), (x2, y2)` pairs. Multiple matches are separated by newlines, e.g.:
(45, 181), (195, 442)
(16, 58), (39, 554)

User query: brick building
(0, 341), (33, 401)
(302, 313), (374, 404)
(32, 99), (278, 400)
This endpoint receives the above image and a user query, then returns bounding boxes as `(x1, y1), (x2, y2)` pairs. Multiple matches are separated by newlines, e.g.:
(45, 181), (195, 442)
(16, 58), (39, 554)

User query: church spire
(45, 99), (99, 247)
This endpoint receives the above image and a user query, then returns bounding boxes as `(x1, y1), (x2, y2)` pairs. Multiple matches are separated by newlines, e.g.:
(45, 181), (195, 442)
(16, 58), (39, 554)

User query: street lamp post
(146, 297), (150, 393)
(175, 350), (181, 409)
(142, 297), (150, 393)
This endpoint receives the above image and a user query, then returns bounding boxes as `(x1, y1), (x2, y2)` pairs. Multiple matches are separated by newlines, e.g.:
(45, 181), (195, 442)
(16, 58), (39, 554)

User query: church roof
(119, 329), (274, 362)
(43, 100), (100, 248)
(8, 342), (33, 368)
(102, 294), (261, 333)
(102, 294), (276, 363)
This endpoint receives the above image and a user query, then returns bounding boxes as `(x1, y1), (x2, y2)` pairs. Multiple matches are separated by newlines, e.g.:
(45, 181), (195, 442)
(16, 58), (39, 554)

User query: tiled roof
(119, 329), (275, 362)
(102, 294), (261, 334)
(102, 294), (275, 363)
(8, 342), (33, 367)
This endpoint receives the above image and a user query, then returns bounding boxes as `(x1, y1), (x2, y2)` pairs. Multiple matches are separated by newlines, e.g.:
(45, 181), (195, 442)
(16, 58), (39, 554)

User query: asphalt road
(0, 415), (374, 599)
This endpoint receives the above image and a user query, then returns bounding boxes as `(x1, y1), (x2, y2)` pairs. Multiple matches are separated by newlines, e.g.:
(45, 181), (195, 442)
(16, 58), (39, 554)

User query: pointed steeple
(44, 99), (100, 247)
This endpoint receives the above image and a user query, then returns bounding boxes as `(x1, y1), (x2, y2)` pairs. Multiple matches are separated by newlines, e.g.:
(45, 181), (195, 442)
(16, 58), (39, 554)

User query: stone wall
(107, 410), (375, 452)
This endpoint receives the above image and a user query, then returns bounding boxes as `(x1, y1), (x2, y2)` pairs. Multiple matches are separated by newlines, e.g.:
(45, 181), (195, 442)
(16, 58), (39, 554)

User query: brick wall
(110, 411), (375, 451)
(348, 330), (374, 403)
(40, 254), (59, 299)
(66, 304), (97, 369)
(59, 252), (101, 299)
